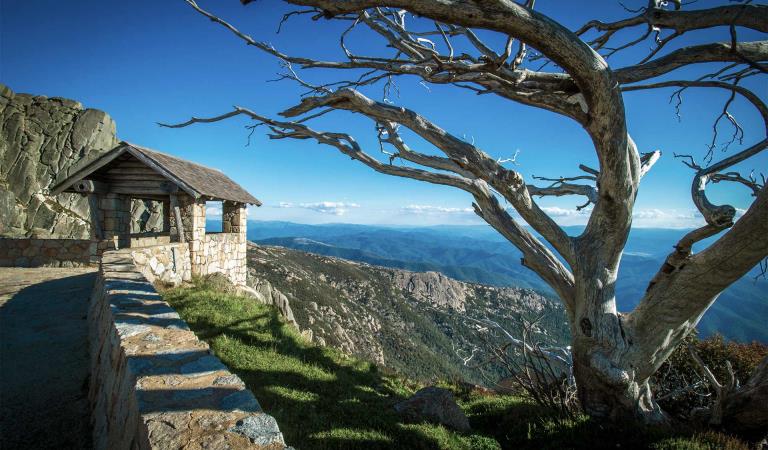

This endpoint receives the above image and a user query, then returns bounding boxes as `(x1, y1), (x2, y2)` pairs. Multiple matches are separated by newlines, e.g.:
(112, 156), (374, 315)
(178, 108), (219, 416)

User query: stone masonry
(123, 243), (192, 286)
(168, 196), (248, 285)
(89, 251), (287, 449)
(98, 193), (132, 252)
(0, 237), (96, 267)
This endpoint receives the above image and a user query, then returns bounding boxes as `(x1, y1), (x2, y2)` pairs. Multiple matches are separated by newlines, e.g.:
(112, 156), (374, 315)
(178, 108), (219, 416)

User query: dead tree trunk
(689, 353), (768, 439)
(721, 356), (768, 438)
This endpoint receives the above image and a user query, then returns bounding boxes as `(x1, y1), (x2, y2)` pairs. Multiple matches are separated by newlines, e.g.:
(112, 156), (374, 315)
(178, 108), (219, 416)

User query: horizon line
(228, 219), (701, 231)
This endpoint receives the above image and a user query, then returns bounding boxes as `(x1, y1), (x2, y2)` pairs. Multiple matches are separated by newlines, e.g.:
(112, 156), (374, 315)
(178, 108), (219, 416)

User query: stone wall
(97, 193), (132, 252)
(129, 232), (172, 248)
(0, 237), (95, 267)
(121, 243), (192, 286)
(197, 233), (248, 285)
(169, 195), (248, 286)
(88, 250), (287, 449)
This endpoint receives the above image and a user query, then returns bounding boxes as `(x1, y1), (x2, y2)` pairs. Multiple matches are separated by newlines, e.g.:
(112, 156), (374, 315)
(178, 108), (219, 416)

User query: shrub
(198, 272), (236, 293)
(652, 332), (768, 419)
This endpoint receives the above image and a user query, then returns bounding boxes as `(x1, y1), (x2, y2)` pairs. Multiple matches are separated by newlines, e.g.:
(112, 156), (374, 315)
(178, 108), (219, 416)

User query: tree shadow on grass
(464, 396), (720, 450)
(169, 296), (486, 450)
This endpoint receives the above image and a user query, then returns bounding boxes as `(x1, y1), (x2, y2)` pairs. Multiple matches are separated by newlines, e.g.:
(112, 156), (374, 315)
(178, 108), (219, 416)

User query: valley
(246, 221), (768, 343)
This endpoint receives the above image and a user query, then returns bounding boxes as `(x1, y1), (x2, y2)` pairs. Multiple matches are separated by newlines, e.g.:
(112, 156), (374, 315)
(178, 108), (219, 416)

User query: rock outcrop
(0, 84), (162, 238)
(0, 84), (117, 238)
(131, 199), (165, 233)
(391, 270), (470, 311)
(238, 279), (298, 328)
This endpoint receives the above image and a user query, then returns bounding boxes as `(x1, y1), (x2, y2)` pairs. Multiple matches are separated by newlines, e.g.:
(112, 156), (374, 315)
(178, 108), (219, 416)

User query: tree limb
(161, 104), (577, 311)
(280, 88), (578, 265)
(629, 186), (768, 379)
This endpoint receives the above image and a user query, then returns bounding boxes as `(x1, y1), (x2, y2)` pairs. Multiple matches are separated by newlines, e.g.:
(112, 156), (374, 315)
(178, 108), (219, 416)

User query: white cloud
(206, 205), (222, 216)
(533, 206), (713, 228)
(402, 204), (474, 215)
(540, 206), (589, 217)
(276, 201), (360, 216)
(632, 208), (709, 228)
(632, 208), (668, 220)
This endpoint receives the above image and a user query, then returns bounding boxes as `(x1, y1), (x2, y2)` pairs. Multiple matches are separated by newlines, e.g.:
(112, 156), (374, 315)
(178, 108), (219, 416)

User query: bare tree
(164, 0), (768, 424)
(461, 314), (578, 419)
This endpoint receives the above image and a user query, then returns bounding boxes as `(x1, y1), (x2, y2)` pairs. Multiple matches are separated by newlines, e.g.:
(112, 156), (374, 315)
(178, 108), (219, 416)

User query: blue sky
(2, 0), (765, 227)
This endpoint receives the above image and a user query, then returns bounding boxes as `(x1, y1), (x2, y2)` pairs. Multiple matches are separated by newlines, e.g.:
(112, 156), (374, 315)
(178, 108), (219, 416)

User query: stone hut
(51, 141), (260, 285)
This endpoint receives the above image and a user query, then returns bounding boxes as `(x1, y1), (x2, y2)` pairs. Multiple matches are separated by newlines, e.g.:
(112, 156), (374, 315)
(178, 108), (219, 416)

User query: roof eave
(49, 145), (128, 196)
(123, 143), (201, 199)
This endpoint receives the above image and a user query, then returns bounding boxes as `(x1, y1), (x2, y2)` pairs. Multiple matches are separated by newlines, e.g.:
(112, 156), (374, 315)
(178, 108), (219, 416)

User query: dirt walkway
(0, 267), (97, 449)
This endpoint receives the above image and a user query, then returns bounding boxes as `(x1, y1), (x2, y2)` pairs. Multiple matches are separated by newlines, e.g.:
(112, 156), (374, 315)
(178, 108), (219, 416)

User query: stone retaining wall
(197, 233), (247, 285)
(0, 237), (95, 267)
(88, 250), (287, 449)
(129, 232), (171, 248)
(122, 243), (192, 286)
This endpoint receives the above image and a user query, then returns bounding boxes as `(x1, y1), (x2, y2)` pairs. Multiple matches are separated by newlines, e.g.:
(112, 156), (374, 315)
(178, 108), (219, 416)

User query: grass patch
(162, 279), (491, 449)
(162, 280), (753, 450)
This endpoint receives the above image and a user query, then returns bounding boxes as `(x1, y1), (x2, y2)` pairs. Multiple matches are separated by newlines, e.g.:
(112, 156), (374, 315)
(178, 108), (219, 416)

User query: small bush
(198, 272), (236, 293)
(652, 332), (768, 419)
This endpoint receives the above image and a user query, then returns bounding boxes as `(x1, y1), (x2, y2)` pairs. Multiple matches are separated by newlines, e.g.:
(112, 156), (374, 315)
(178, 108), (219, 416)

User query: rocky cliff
(246, 243), (569, 385)
(0, 84), (117, 238)
(0, 84), (164, 238)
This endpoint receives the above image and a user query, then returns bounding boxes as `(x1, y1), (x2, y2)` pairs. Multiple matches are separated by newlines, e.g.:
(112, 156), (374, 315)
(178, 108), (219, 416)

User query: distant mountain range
(236, 220), (767, 343)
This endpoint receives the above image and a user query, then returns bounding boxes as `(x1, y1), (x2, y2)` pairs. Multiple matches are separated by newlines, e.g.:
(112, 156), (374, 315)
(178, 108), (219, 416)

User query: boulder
(228, 414), (286, 447)
(394, 386), (470, 431)
(241, 278), (298, 328)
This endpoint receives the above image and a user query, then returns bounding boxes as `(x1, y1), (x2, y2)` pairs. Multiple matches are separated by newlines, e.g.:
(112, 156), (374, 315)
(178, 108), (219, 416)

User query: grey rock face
(0, 84), (117, 238)
(242, 278), (298, 327)
(131, 198), (165, 233)
(394, 386), (471, 431)
(0, 84), (164, 238)
(391, 270), (470, 311)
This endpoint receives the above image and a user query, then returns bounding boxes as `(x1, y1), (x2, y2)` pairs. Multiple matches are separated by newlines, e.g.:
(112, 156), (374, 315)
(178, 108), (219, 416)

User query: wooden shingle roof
(51, 141), (261, 205)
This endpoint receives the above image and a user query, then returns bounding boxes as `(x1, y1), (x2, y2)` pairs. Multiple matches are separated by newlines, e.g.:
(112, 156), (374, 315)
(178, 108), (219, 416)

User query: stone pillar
(222, 201), (246, 240)
(168, 195), (184, 243)
(98, 193), (131, 252)
(223, 201), (248, 285)
(88, 194), (102, 263)
(170, 195), (206, 277)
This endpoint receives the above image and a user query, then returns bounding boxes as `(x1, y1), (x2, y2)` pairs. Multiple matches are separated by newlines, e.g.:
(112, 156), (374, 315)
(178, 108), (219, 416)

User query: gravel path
(0, 267), (96, 449)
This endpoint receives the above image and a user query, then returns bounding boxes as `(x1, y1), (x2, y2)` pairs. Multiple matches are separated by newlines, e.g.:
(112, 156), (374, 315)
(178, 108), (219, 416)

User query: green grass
(162, 280), (752, 450)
